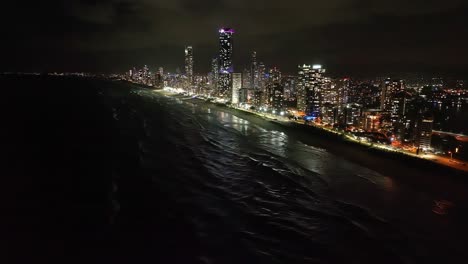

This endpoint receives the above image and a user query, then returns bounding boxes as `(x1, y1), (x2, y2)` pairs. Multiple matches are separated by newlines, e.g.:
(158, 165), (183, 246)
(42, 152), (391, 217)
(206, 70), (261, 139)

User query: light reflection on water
(207, 110), (397, 192)
(217, 111), (252, 136)
(142, 94), (468, 263)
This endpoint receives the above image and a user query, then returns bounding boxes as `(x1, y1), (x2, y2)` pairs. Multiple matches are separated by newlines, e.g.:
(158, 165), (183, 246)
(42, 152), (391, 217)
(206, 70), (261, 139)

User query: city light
(120, 25), (468, 174)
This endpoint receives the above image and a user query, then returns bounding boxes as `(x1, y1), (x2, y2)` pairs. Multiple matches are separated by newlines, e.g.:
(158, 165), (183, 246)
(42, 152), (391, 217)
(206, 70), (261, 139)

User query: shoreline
(158, 91), (468, 177)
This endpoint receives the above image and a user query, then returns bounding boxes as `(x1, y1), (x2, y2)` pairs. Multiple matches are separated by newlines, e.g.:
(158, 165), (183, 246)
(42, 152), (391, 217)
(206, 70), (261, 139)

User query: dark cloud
(1, 0), (467, 76)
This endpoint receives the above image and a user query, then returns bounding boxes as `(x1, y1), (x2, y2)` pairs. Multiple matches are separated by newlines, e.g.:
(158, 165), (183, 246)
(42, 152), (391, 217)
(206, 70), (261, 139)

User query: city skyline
(3, 1), (468, 263)
(1, 1), (468, 77)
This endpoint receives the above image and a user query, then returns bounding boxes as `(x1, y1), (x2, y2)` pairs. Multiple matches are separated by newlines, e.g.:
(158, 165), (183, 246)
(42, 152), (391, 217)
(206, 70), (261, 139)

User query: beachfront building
(185, 46), (193, 84)
(415, 117), (433, 152)
(297, 64), (326, 116)
(231, 73), (242, 104)
(218, 28), (234, 99)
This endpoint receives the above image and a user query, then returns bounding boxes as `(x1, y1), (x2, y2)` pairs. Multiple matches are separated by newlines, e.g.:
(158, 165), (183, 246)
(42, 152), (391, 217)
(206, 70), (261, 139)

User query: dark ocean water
(2, 76), (468, 264)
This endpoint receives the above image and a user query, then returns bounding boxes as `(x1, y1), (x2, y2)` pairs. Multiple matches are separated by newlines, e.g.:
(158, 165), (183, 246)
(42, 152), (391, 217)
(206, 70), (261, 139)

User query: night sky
(2, 0), (468, 76)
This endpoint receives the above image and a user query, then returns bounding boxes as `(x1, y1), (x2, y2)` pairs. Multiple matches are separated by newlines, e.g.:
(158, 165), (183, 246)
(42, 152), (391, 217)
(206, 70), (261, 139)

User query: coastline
(157, 90), (468, 176)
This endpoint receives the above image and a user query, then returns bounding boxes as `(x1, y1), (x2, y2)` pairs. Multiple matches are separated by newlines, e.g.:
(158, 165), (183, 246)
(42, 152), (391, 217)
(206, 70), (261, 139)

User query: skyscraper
(218, 28), (234, 73)
(211, 58), (219, 91)
(297, 64), (325, 115)
(381, 78), (404, 111)
(250, 51), (258, 89)
(257, 62), (266, 104)
(242, 68), (251, 89)
(218, 28), (234, 98)
(268, 67), (283, 113)
(282, 76), (297, 108)
(231, 73), (242, 104)
(297, 64), (310, 113)
(415, 117), (433, 152)
(158, 67), (164, 77)
(185, 46), (193, 84)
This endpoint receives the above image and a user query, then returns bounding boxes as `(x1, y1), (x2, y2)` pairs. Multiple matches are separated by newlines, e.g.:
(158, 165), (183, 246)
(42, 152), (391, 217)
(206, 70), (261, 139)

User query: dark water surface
(2, 76), (468, 264)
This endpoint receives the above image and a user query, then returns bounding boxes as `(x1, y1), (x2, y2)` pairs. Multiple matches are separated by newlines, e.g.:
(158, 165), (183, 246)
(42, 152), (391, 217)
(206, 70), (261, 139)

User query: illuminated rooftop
(219, 28), (235, 34)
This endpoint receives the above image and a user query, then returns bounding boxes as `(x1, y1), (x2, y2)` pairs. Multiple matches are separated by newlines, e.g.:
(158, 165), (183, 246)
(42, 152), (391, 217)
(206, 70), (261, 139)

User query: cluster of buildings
(122, 27), (468, 153)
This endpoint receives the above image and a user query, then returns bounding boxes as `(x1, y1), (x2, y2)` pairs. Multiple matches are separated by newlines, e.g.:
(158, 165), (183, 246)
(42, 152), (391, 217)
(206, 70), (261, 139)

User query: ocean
(2, 75), (468, 264)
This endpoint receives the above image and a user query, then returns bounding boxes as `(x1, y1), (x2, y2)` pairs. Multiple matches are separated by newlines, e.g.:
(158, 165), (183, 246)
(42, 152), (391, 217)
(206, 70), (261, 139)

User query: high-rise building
(380, 79), (409, 137)
(268, 68), (283, 113)
(250, 51), (258, 89)
(231, 73), (242, 104)
(253, 90), (263, 107)
(242, 68), (251, 89)
(218, 74), (231, 98)
(381, 78), (404, 111)
(321, 77), (335, 104)
(185, 46), (193, 84)
(218, 28), (234, 73)
(239, 88), (249, 103)
(257, 62), (266, 93)
(218, 28), (234, 98)
(158, 67), (164, 77)
(297, 64), (326, 116)
(415, 117), (433, 151)
(128, 69), (133, 80)
(282, 76), (297, 108)
(211, 58), (219, 91)
(143, 65), (149, 78)
(297, 64), (310, 113)
(344, 103), (362, 126)
(336, 78), (349, 107)
(154, 72), (163, 89)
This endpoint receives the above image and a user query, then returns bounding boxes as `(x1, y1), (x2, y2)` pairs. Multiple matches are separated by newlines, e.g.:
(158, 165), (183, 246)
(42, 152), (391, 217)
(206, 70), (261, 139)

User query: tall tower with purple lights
(218, 27), (234, 98)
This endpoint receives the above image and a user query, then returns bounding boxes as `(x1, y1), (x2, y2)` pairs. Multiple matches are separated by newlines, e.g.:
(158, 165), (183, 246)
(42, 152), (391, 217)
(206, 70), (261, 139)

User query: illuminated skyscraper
(415, 117), (433, 151)
(154, 72), (163, 89)
(218, 28), (234, 97)
(250, 51), (258, 89)
(297, 65), (310, 113)
(268, 67), (283, 113)
(143, 65), (149, 78)
(211, 58), (219, 90)
(218, 28), (234, 73)
(321, 77), (335, 104)
(282, 76), (297, 108)
(297, 64), (326, 115)
(381, 78), (404, 111)
(185, 46), (193, 84)
(231, 73), (242, 104)
(380, 78), (391, 110)
(258, 62), (266, 103)
(242, 68), (251, 88)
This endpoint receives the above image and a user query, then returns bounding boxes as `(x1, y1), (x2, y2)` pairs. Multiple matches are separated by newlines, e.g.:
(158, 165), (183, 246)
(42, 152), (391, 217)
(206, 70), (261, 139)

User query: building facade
(218, 28), (234, 98)
(184, 46), (193, 84)
(231, 73), (242, 104)
(267, 68), (283, 113)
(250, 51), (258, 89)
(297, 64), (326, 116)
(415, 118), (433, 151)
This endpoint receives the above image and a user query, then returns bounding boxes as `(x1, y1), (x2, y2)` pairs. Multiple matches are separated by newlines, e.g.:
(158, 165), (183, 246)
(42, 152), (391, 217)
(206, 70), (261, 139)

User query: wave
(115, 90), (411, 263)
